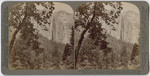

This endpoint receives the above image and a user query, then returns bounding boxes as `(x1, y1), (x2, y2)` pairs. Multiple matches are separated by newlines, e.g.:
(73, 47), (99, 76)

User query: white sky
(53, 2), (74, 14)
(121, 2), (140, 14)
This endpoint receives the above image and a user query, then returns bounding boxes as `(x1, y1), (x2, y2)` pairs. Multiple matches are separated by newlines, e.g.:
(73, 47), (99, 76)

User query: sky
(121, 2), (140, 14)
(53, 2), (74, 14)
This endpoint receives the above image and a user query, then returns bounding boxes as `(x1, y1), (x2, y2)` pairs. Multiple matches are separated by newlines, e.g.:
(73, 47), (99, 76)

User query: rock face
(120, 11), (140, 44)
(35, 10), (74, 44)
(51, 11), (74, 44)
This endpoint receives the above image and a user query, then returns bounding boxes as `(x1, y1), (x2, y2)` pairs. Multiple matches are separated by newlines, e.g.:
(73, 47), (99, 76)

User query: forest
(9, 2), (140, 69)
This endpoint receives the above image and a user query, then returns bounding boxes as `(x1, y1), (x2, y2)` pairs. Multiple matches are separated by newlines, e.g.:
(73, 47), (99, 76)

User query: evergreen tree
(131, 43), (140, 61)
(9, 2), (55, 69)
(9, 2), (55, 56)
(120, 46), (128, 67)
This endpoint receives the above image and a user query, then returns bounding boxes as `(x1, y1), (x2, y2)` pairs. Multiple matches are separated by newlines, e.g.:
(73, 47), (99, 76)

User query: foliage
(9, 2), (55, 69)
(75, 2), (123, 67)
(76, 34), (140, 69)
(120, 46), (129, 69)
(9, 2), (140, 70)
(10, 34), (75, 69)
(62, 43), (74, 69)
(9, 2), (55, 53)
(62, 44), (72, 61)
(9, 2), (54, 28)
(129, 43), (140, 69)
(131, 43), (140, 61)
(10, 37), (44, 69)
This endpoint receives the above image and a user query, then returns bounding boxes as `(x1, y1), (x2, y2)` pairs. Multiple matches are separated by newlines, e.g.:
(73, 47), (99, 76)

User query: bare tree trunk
(9, 4), (28, 63)
(9, 14), (27, 55)
(74, 2), (97, 69)
(75, 29), (88, 68)
(9, 27), (21, 55)
(9, 25), (22, 68)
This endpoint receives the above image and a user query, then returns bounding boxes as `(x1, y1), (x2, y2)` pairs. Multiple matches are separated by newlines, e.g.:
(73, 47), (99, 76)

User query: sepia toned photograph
(75, 2), (140, 69)
(9, 1), (140, 70)
(9, 2), (74, 69)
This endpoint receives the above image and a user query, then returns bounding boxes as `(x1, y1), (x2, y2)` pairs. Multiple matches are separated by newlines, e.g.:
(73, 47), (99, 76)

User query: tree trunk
(9, 27), (21, 55)
(75, 28), (88, 68)
(9, 4), (28, 60)
(74, 2), (97, 68)
(9, 17), (27, 56)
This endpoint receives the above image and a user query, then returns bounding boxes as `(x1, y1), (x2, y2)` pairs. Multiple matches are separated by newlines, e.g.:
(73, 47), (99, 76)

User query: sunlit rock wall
(120, 11), (140, 44)
(51, 11), (74, 44)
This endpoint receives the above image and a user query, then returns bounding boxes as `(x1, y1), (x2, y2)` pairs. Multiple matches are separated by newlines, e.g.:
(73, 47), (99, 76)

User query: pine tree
(131, 43), (140, 62)
(120, 46), (128, 68)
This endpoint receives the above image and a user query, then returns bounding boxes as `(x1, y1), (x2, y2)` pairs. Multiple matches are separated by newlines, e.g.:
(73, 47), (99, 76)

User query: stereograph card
(1, 1), (149, 75)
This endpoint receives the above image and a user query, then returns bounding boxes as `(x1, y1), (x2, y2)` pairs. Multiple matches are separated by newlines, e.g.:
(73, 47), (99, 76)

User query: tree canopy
(75, 2), (123, 68)
(9, 2), (55, 52)
(9, 2), (55, 68)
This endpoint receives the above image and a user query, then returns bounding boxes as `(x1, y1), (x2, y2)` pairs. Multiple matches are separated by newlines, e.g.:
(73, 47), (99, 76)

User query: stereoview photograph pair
(1, 1), (149, 75)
